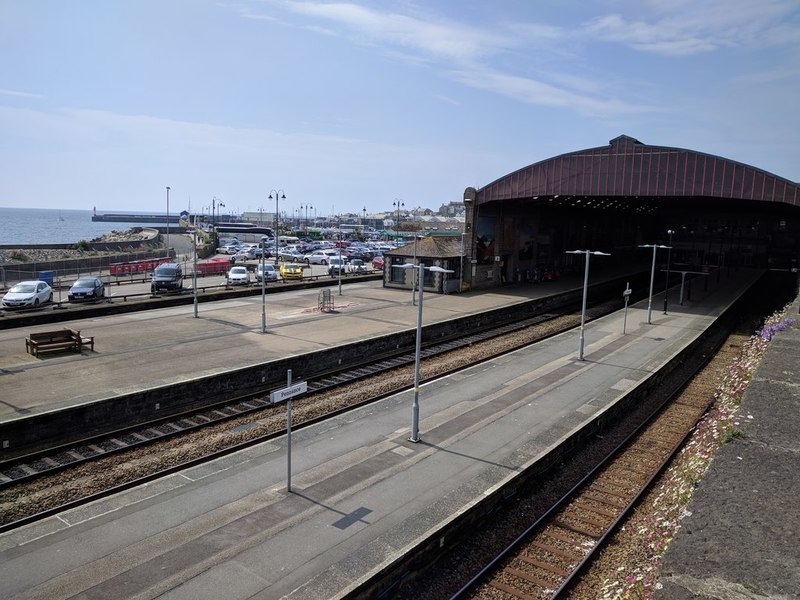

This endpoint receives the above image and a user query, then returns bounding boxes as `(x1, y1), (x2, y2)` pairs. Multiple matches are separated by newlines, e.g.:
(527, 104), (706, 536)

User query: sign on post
(270, 381), (307, 404)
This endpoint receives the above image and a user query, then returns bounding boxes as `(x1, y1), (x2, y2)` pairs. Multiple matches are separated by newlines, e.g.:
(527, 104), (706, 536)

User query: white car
(2, 280), (53, 309)
(302, 249), (338, 265)
(226, 266), (251, 286)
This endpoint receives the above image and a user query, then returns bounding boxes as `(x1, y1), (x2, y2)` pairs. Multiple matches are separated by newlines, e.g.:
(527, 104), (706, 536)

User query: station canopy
(475, 135), (800, 211)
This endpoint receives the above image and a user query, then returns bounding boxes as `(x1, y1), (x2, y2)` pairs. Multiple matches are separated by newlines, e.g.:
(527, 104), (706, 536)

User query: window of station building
(390, 256), (406, 283)
(421, 260), (435, 287)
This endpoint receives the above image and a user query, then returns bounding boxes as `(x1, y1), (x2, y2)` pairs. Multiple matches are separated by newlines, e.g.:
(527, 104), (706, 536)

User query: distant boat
(58, 210), (65, 221)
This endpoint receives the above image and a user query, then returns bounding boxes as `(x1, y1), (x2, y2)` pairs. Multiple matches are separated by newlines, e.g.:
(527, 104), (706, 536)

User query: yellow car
(279, 262), (304, 280)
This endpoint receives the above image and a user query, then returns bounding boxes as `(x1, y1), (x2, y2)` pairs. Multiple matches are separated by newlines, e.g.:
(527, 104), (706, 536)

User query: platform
(0, 264), (644, 421)
(0, 269), (766, 599)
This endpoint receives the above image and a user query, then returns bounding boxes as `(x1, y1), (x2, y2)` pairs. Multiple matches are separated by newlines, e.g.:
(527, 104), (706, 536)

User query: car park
(151, 263), (183, 293)
(255, 263), (279, 282)
(68, 277), (105, 302)
(279, 262), (304, 280)
(226, 266), (251, 286)
(2, 280), (53, 309)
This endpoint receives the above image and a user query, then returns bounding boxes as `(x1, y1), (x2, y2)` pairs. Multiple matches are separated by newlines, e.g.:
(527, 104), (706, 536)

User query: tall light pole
(639, 243), (670, 324)
(566, 249), (611, 360)
(269, 190), (285, 266)
(261, 235), (268, 333)
(411, 208), (420, 305)
(393, 199), (404, 240)
(337, 216), (343, 296)
(460, 232), (466, 293)
(192, 230), (198, 318)
(663, 229), (675, 314)
(165, 186), (171, 258)
(394, 262), (454, 442)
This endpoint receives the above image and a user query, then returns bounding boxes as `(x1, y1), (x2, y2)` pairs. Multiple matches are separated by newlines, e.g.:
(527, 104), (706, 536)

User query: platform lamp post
(663, 229), (675, 314)
(165, 186), (170, 258)
(269, 190), (285, 266)
(566, 249), (611, 360)
(460, 232), (466, 293)
(639, 243), (670, 325)
(394, 262), (454, 442)
(192, 231), (198, 318)
(260, 235), (268, 333)
(337, 216), (343, 296)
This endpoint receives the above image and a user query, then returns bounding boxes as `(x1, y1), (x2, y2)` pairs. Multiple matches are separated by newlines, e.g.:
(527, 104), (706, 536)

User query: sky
(1, 0), (799, 218)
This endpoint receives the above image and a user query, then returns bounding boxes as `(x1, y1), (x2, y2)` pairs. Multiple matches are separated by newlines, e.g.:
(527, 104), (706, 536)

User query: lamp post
(261, 235), (268, 333)
(566, 249), (611, 360)
(192, 231), (198, 318)
(394, 262), (454, 442)
(412, 208), (419, 305)
(337, 216), (343, 296)
(268, 190), (285, 266)
(460, 232), (466, 293)
(165, 186), (170, 257)
(393, 199), (404, 240)
(663, 229), (675, 314)
(639, 243), (670, 324)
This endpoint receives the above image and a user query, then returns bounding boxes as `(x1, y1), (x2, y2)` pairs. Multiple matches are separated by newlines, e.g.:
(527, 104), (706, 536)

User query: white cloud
(584, 0), (799, 56)
(447, 68), (655, 118)
(0, 88), (42, 99)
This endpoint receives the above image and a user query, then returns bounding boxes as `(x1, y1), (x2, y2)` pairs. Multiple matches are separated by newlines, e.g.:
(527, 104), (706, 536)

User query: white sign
(270, 381), (307, 404)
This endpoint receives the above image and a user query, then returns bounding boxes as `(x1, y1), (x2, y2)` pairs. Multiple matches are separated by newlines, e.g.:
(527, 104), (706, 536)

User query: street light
(393, 199), (404, 240)
(566, 249), (611, 360)
(394, 262), (454, 442)
(268, 190), (286, 266)
(165, 186), (170, 258)
(260, 235), (268, 333)
(192, 230), (199, 318)
(460, 232), (466, 293)
(663, 230), (675, 314)
(639, 243), (670, 324)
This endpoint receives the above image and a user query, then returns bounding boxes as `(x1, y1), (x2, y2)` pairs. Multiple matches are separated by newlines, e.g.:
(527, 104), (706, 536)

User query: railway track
(384, 328), (746, 600)
(0, 312), (562, 490)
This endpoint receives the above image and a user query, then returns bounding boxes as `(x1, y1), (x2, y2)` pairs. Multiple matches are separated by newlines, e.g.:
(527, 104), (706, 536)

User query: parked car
(226, 266), (251, 286)
(277, 248), (305, 262)
(231, 249), (255, 262)
(68, 277), (105, 302)
(151, 263), (183, 293)
(255, 263), (279, 282)
(2, 280), (53, 309)
(348, 258), (369, 273)
(279, 262), (304, 280)
(372, 255), (385, 269)
(328, 257), (347, 277)
(302, 249), (338, 265)
(217, 240), (243, 254)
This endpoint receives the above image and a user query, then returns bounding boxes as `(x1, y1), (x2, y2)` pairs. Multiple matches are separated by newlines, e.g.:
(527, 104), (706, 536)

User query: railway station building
(460, 135), (800, 290)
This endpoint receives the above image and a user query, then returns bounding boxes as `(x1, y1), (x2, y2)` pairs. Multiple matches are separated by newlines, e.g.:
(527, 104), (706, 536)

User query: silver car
(255, 263), (279, 282)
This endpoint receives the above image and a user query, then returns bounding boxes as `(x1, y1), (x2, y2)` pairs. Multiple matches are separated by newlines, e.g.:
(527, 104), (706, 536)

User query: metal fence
(0, 251), (172, 291)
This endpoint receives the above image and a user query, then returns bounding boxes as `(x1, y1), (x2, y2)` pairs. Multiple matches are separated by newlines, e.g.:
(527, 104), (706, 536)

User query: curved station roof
(475, 135), (799, 209)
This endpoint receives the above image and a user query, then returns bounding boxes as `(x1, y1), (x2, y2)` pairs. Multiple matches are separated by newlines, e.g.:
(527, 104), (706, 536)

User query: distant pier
(91, 213), (181, 223)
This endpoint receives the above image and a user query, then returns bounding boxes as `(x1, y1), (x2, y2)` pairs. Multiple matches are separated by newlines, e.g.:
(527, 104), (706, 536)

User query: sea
(0, 207), (171, 246)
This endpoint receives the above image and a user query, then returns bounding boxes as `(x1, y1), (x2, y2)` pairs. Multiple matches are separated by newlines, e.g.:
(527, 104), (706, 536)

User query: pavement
(0, 268), (769, 600)
(654, 295), (800, 600)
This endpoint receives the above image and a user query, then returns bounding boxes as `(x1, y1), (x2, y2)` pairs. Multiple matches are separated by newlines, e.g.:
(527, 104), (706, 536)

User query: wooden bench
(25, 329), (94, 357)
